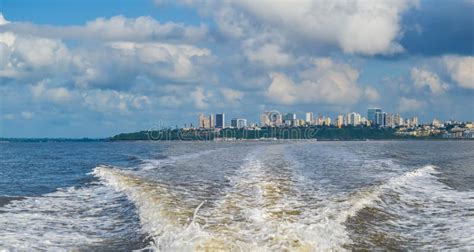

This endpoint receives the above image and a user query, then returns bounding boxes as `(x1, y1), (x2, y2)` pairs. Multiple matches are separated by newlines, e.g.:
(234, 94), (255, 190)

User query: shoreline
(1, 138), (473, 143)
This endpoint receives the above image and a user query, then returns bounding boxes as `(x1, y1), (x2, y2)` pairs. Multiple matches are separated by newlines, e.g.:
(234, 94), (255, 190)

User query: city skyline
(0, 1), (473, 138)
(194, 107), (442, 130)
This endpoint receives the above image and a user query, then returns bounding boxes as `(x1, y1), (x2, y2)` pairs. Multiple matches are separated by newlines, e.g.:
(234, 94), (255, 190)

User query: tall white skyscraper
(305, 112), (313, 124)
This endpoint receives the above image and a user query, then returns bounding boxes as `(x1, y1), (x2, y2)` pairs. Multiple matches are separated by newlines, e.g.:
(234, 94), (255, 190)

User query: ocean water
(0, 141), (473, 251)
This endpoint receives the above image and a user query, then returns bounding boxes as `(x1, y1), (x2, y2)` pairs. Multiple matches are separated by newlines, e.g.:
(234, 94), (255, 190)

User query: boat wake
(1, 145), (471, 251)
(92, 148), (473, 251)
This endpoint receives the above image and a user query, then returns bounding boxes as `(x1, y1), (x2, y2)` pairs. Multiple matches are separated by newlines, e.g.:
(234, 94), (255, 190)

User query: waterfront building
(305, 112), (313, 124)
(260, 111), (282, 127)
(215, 113), (225, 128)
(230, 118), (238, 128)
(198, 113), (212, 129)
(324, 117), (331, 126)
(210, 114), (215, 128)
(368, 108), (382, 124)
(411, 117), (419, 127)
(375, 111), (386, 127)
(432, 119), (442, 128)
(283, 113), (297, 126)
(237, 119), (247, 128)
(385, 113), (394, 128)
(316, 113), (324, 125)
(394, 113), (402, 127)
(198, 113), (207, 128)
(336, 115), (344, 128)
(348, 112), (361, 126)
(231, 118), (247, 128)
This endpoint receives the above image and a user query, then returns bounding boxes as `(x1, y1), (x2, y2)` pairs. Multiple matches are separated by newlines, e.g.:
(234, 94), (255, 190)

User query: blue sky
(0, 0), (473, 137)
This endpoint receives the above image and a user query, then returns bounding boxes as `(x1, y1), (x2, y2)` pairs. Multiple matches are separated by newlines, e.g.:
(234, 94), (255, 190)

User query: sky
(0, 0), (473, 138)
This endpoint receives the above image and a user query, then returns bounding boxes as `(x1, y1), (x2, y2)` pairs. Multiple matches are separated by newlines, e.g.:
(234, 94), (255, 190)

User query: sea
(0, 140), (473, 251)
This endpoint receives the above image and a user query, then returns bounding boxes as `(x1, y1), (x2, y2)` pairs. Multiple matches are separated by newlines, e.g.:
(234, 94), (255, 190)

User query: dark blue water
(0, 142), (165, 197)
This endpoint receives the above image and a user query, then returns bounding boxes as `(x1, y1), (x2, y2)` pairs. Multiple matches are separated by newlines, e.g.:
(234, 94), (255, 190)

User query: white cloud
(411, 67), (448, 94)
(364, 87), (380, 102)
(190, 87), (210, 109)
(442, 56), (474, 89)
(244, 43), (292, 67)
(2, 15), (208, 42)
(220, 87), (244, 103)
(0, 32), (71, 78)
(21, 111), (33, 119)
(2, 111), (33, 120)
(0, 13), (9, 25)
(214, 6), (248, 39)
(82, 89), (151, 113)
(266, 73), (298, 105)
(397, 97), (426, 112)
(30, 79), (73, 104)
(266, 58), (362, 105)
(197, 0), (417, 55)
(107, 41), (211, 80)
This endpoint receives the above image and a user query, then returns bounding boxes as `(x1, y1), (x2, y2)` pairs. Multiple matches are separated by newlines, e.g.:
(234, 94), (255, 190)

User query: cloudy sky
(0, 0), (473, 137)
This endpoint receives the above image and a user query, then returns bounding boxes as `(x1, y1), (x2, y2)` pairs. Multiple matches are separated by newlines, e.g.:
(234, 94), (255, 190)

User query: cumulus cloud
(108, 41), (211, 80)
(189, 0), (417, 55)
(0, 31), (71, 79)
(244, 43), (292, 67)
(411, 67), (448, 94)
(2, 111), (33, 120)
(442, 56), (474, 89)
(0, 13), (9, 25)
(190, 86), (211, 109)
(82, 89), (151, 113)
(266, 58), (362, 105)
(1, 15), (208, 42)
(220, 87), (244, 103)
(0, 13), (212, 90)
(397, 97), (426, 112)
(30, 79), (73, 104)
(364, 87), (381, 102)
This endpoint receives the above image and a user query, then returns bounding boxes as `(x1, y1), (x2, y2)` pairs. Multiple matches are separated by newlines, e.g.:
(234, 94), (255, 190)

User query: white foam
(0, 184), (140, 250)
(92, 165), (214, 251)
(374, 165), (474, 249)
(93, 153), (474, 250)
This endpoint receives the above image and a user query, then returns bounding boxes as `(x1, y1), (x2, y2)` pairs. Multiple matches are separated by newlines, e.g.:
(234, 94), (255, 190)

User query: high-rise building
(237, 119), (247, 128)
(394, 113), (401, 127)
(348, 112), (361, 126)
(324, 117), (331, 126)
(368, 108), (382, 124)
(198, 113), (211, 129)
(385, 113), (394, 128)
(209, 114), (215, 128)
(305, 112), (313, 124)
(343, 114), (350, 126)
(317, 113), (324, 125)
(231, 118), (247, 128)
(198, 113), (207, 128)
(260, 111), (282, 127)
(230, 118), (238, 128)
(336, 115), (344, 128)
(411, 116), (419, 127)
(215, 113), (225, 128)
(283, 113), (296, 126)
(375, 111), (385, 127)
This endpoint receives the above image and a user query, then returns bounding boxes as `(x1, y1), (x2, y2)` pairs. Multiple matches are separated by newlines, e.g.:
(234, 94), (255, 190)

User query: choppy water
(0, 141), (473, 250)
